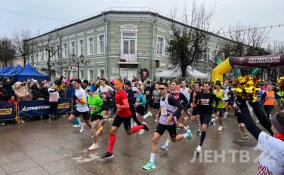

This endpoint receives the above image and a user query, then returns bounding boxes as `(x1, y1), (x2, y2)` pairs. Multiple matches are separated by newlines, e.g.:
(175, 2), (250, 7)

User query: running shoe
(142, 162), (156, 170)
(184, 125), (190, 130)
(96, 126), (103, 135)
(73, 124), (80, 128)
(241, 135), (248, 141)
(224, 111), (228, 119)
(139, 129), (145, 135)
(88, 143), (99, 151)
(186, 129), (193, 141)
(160, 144), (168, 151)
(217, 126), (223, 132)
(196, 145), (202, 153)
(80, 123), (86, 133)
(209, 119), (216, 126)
(141, 122), (149, 131)
(102, 152), (114, 159)
(147, 111), (153, 117)
(197, 130), (201, 136)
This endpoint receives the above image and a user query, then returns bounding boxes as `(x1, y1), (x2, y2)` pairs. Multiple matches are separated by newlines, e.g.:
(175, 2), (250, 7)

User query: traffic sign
(68, 65), (78, 72)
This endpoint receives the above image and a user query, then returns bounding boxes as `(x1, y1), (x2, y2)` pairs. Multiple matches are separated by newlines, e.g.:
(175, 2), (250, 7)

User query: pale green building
(28, 10), (234, 81)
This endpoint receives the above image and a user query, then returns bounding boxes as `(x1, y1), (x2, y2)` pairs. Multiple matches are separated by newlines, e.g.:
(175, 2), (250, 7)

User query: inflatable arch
(212, 54), (284, 83)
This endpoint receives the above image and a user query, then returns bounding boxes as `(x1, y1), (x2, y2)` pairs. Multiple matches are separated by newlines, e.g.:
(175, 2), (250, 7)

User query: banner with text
(18, 98), (72, 118)
(0, 102), (16, 120)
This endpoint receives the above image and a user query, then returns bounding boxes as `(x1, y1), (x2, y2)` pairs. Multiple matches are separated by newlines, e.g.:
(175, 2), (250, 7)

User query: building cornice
(27, 10), (247, 47)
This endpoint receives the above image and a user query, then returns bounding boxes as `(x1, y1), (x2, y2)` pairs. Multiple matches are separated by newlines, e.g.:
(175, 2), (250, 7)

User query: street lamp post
(70, 54), (84, 79)
(78, 55), (84, 78)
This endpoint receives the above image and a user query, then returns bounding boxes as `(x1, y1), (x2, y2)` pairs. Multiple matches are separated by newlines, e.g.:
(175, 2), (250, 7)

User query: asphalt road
(0, 112), (261, 175)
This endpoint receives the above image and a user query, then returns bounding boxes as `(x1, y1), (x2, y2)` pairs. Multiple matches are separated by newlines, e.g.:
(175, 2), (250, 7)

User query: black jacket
(40, 87), (49, 100)
(3, 75), (16, 99)
(31, 84), (41, 100)
(125, 89), (135, 109)
(0, 87), (7, 102)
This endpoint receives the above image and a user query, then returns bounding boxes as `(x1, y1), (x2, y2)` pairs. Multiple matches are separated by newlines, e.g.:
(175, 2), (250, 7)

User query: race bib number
(161, 107), (167, 115)
(146, 91), (150, 95)
(90, 105), (96, 111)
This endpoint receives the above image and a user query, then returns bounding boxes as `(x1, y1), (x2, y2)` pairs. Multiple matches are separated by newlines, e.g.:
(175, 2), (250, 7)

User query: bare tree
(218, 25), (270, 76)
(267, 40), (284, 54)
(167, 0), (214, 77)
(11, 30), (36, 66)
(38, 33), (60, 78)
(0, 37), (16, 67)
(226, 24), (270, 56)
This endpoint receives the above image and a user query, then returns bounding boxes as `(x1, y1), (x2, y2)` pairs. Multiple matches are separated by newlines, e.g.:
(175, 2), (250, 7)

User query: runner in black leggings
(124, 81), (142, 125)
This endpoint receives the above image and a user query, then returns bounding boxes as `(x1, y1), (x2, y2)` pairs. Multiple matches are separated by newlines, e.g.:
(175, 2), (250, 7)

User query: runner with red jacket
(102, 80), (149, 159)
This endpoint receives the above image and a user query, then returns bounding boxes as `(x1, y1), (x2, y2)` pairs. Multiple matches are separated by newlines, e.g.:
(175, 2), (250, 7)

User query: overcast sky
(1, 0), (283, 44)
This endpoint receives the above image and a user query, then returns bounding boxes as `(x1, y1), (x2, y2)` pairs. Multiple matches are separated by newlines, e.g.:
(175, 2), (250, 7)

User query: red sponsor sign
(232, 54), (284, 68)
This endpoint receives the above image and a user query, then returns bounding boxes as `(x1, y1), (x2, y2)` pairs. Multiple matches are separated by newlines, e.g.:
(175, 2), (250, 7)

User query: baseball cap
(87, 85), (95, 92)
(125, 81), (132, 87)
(215, 81), (221, 86)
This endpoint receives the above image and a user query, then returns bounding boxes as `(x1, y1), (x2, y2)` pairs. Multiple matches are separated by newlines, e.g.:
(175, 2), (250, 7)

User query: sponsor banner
(0, 102), (16, 120)
(56, 98), (72, 114)
(232, 54), (284, 68)
(19, 98), (72, 118)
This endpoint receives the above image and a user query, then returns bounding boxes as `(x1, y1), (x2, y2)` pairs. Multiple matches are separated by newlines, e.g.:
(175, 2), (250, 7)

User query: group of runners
(65, 77), (283, 174)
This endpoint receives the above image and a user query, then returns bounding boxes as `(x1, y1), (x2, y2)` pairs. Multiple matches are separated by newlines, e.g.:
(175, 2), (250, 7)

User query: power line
(220, 24), (284, 34)
(0, 7), (71, 22)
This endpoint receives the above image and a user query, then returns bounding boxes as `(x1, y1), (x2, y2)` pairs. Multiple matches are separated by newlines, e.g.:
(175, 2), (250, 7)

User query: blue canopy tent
(1, 65), (23, 77)
(16, 64), (49, 81)
(0, 66), (15, 75)
(0, 66), (8, 73)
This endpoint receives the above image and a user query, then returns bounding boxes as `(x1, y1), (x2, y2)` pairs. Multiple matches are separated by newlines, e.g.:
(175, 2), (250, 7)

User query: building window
(80, 70), (84, 79)
(40, 49), (44, 60)
(122, 33), (136, 54)
(44, 50), (47, 61)
(155, 60), (161, 68)
(97, 34), (105, 54)
(88, 69), (94, 80)
(78, 39), (84, 56)
(98, 68), (104, 78)
(56, 45), (60, 60)
(157, 37), (165, 55)
(62, 43), (67, 58)
(88, 37), (94, 55)
(70, 41), (75, 55)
